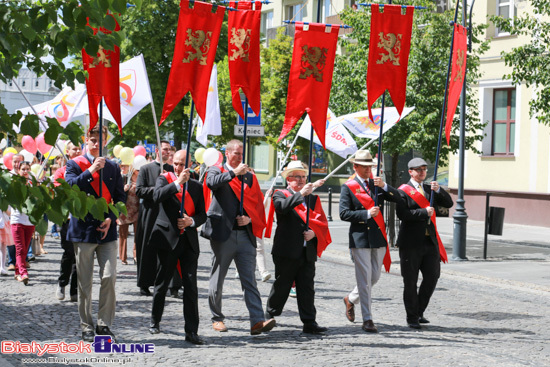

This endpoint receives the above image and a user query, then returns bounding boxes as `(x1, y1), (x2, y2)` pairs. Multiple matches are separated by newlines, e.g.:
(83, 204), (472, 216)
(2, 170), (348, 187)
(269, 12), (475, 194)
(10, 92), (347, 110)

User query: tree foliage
(492, 0), (550, 126)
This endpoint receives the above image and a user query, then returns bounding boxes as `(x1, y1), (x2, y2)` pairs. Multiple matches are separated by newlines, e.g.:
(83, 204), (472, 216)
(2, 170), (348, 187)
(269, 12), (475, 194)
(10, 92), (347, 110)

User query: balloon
(132, 155), (147, 170)
(203, 148), (220, 167)
(19, 149), (35, 163)
(0, 138), (7, 150)
(119, 147), (135, 165)
(133, 145), (147, 157)
(3, 147), (17, 156)
(57, 140), (67, 155)
(21, 136), (37, 154)
(45, 149), (61, 160)
(216, 151), (223, 165)
(194, 148), (205, 164)
(31, 163), (42, 176)
(36, 133), (53, 155)
(113, 145), (123, 158)
(2, 152), (14, 170)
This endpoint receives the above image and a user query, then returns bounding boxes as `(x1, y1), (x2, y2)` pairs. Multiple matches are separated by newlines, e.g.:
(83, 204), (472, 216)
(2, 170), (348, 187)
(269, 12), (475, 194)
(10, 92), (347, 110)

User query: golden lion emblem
(377, 32), (402, 66)
(182, 29), (212, 65)
(299, 45), (328, 82)
(89, 46), (112, 68)
(229, 28), (251, 62)
(453, 49), (465, 82)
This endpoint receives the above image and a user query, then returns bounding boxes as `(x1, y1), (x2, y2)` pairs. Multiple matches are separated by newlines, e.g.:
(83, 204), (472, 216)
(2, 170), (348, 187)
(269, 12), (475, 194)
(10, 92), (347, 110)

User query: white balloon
(203, 148), (220, 167)
(20, 149), (35, 162)
(132, 155), (147, 170)
(0, 138), (7, 150)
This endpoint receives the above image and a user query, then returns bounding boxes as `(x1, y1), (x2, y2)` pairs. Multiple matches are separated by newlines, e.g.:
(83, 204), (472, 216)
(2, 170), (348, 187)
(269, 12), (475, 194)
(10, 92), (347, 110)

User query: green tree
(0, 0), (136, 232)
(491, 0), (550, 126)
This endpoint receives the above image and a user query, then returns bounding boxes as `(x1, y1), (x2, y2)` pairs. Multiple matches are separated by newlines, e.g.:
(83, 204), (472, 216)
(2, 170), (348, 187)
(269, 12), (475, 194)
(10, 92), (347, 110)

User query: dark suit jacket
(150, 176), (206, 254)
(272, 190), (318, 262)
(396, 181), (454, 249)
(65, 156), (126, 244)
(339, 176), (402, 249)
(200, 164), (256, 245)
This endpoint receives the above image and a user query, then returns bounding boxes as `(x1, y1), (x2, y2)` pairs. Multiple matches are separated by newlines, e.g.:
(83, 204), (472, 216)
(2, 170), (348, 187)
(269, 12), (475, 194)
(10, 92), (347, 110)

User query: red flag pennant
(160, 0), (225, 125)
(82, 14), (123, 135)
(228, 1), (262, 119)
(445, 24), (468, 145)
(278, 22), (340, 149)
(366, 5), (414, 123)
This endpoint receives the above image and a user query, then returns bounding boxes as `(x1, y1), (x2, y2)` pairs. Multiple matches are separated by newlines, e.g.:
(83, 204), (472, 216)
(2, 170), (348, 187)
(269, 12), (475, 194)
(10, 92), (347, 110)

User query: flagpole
(430, 1), (460, 206)
(98, 98), (103, 198)
(181, 100), (195, 218)
(240, 96), (249, 216)
(263, 132), (300, 206)
(374, 92), (386, 206)
(318, 137), (378, 183)
(140, 54), (163, 173)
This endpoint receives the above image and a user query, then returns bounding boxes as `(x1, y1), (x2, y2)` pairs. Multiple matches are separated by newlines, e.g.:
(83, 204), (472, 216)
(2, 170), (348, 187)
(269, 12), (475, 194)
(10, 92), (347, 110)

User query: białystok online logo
(93, 336), (154, 354)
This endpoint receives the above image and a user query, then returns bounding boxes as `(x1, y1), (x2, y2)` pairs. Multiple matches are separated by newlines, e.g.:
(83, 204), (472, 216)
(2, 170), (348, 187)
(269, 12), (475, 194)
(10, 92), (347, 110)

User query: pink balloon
(21, 135), (37, 154)
(35, 133), (52, 155)
(216, 151), (223, 165)
(3, 152), (14, 170)
(133, 145), (146, 157)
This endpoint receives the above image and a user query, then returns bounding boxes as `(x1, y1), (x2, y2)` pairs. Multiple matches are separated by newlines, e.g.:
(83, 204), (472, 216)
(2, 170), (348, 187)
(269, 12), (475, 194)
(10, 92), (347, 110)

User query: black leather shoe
(303, 322), (328, 335)
(185, 332), (204, 345)
(140, 287), (152, 296)
(170, 289), (182, 299)
(408, 322), (422, 329)
(82, 330), (95, 342)
(149, 323), (160, 334)
(96, 326), (117, 342)
(418, 316), (430, 324)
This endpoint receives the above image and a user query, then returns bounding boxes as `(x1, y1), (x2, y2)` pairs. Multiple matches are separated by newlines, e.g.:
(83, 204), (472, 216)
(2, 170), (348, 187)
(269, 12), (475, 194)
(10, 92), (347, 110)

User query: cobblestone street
(1, 228), (549, 367)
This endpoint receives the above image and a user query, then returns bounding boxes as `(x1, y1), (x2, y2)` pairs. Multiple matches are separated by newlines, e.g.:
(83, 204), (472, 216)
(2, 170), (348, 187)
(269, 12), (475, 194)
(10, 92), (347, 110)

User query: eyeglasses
(289, 175), (307, 180)
(412, 167), (428, 172)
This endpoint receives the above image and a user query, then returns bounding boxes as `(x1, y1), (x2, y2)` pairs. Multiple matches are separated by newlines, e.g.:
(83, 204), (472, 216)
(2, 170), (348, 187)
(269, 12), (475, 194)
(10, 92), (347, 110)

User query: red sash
(399, 184), (448, 263)
(345, 179), (392, 272)
(265, 190), (332, 258)
(73, 156), (112, 203)
(222, 167), (266, 239)
(162, 172), (196, 217)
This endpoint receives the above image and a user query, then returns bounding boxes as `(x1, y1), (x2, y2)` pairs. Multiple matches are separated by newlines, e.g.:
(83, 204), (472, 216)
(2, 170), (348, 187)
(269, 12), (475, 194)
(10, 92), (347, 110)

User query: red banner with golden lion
(366, 4), (414, 123)
(160, 0), (225, 124)
(278, 22), (340, 149)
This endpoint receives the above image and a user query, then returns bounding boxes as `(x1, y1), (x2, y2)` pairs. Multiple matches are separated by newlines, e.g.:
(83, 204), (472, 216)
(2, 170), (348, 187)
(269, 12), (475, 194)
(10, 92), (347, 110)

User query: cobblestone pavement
(1, 232), (549, 367)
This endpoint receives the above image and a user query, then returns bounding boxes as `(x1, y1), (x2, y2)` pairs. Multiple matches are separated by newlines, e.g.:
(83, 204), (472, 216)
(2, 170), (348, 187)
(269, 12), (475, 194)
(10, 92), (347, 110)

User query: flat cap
(408, 157), (428, 169)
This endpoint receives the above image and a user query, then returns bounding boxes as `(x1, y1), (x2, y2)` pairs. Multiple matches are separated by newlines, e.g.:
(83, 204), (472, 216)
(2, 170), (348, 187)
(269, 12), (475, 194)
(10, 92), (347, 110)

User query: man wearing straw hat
(339, 150), (402, 333)
(264, 160), (331, 334)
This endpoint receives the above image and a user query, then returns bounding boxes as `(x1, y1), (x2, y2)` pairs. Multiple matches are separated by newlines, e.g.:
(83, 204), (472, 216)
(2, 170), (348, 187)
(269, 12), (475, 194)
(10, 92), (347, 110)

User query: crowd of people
(0, 127), (453, 345)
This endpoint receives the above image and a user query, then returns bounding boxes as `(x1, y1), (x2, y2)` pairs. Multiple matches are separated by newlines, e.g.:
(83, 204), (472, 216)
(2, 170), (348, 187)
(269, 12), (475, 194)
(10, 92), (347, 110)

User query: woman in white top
(10, 161), (35, 285)
(0, 208), (14, 276)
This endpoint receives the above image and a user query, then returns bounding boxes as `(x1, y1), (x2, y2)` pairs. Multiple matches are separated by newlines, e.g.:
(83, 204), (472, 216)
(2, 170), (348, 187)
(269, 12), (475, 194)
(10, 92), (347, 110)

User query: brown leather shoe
(250, 318), (276, 335)
(362, 320), (378, 333)
(343, 296), (355, 322)
(212, 321), (228, 332)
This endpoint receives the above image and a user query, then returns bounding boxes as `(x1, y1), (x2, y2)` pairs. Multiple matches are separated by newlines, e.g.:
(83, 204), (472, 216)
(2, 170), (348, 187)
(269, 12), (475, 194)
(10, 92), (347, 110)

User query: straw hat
(349, 150), (377, 166)
(281, 160), (308, 179)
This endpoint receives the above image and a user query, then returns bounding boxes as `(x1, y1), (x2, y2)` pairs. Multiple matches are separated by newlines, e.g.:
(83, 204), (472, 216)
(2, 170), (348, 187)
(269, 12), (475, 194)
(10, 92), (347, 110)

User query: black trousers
(399, 236), (441, 323)
(266, 248), (316, 325)
(58, 221), (77, 295)
(151, 240), (199, 333)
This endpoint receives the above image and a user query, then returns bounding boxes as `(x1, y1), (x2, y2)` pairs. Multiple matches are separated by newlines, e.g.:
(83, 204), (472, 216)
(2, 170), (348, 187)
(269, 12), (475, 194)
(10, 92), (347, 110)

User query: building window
(251, 141), (270, 173)
(323, 0), (331, 22)
(22, 80), (26, 87)
(496, 0), (515, 36)
(35, 80), (39, 87)
(261, 10), (273, 37)
(286, 3), (304, 22)
(492, 88), (515, 155)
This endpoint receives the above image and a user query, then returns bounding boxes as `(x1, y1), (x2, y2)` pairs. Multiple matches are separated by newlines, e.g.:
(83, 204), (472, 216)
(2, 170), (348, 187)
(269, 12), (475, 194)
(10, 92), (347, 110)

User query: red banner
(228, 1), (262, 119)
(399, 184), (448, 263)
(445, 24), (468, 145)
(160, 0), (225, 125)
(367, 5), (414, 123)
(278, 22), (340, 149)
(82, 14), (122, 135)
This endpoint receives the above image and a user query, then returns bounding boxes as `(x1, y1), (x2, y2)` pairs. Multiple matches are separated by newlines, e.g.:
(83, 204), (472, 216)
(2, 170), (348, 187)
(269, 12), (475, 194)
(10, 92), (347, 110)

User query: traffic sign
(234, 125), (265, 137)
(237, 102), (261, 126)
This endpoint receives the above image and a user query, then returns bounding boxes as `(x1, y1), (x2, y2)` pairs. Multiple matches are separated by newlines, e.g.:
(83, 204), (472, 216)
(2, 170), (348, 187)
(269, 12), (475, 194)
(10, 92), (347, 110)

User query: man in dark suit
(135, 140), (173, 296)
(201, 139), (275, 335)
(147, 150), (206, 345)
(65, 126), (126, 342)
(339, 150), (402, 333)
(265, 161), (330, 334)
(396, 157), (453, 329)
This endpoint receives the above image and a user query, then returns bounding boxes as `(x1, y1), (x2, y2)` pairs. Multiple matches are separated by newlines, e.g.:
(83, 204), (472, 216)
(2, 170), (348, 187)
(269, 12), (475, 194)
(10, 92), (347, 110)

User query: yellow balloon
(30, 164), (45, 179)
(113, 145), (123, 158)
(3, 147), (17, 156)
(194, 148), (205, 164)
(119, 147), (135, 165)
(44, 149), (60, 160)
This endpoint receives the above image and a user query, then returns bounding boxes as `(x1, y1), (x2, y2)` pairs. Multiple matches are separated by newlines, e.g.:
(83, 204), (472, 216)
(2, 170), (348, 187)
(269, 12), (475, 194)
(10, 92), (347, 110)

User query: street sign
(237, 102), (261, 126)
(145, 144), (156, 154)
(234, 125), (265, 137)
